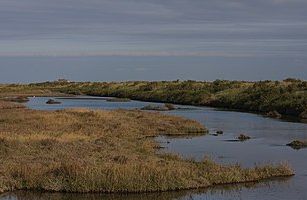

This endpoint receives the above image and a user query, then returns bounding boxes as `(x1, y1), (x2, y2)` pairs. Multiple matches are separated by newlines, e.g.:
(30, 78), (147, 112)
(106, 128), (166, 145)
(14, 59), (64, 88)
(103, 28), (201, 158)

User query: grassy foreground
(0, 103), (293, 194)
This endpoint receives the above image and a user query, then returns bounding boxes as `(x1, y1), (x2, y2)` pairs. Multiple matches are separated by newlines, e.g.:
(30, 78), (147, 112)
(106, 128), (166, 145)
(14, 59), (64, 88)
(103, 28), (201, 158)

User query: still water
(1, 96), (307, 200)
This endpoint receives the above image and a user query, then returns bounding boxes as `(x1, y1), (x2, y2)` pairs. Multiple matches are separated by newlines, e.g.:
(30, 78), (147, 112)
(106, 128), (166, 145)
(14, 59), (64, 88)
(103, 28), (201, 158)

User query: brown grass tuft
(0, 101), (25, 109)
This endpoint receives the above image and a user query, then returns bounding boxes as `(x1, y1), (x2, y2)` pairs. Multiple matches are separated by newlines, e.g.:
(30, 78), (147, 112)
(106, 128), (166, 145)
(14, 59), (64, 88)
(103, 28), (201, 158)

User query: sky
(0, 0), (306, 82)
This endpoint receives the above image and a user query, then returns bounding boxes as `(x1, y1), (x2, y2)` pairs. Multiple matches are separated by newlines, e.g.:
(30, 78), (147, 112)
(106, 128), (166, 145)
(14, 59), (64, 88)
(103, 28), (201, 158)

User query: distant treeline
(24, 78), (306, 119)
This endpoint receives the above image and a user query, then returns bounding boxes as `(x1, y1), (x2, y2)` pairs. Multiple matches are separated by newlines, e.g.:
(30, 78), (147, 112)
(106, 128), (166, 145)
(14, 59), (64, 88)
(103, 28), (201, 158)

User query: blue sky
(0, 0), (306, 82)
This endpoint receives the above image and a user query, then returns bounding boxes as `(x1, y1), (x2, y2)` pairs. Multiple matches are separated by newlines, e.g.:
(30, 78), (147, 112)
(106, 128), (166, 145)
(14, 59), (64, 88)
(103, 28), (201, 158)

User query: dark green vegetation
(2, 78), (304, 120)
(58, 79), (306, 119)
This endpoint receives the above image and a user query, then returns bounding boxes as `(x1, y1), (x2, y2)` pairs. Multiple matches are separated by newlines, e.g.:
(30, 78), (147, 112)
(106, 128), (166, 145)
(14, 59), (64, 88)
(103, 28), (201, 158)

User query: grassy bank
(0, 106), (293, 193)
(0, 83), (70, 99)
(2, 79), (305, 120)
(0, 100), (25, 109)
(57, 79), (305, 119)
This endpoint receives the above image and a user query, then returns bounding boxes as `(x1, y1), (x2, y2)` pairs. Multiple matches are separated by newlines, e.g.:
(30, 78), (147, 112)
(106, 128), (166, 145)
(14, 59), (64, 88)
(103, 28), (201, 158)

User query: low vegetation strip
(0, 101), (25, 109)
(2, 79), (305, 120)
(0, 107), (293, 193)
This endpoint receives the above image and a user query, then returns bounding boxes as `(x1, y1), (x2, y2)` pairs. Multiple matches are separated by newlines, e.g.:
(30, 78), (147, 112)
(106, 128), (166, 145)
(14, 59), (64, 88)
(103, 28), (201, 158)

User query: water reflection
(0, 178), (291, 200)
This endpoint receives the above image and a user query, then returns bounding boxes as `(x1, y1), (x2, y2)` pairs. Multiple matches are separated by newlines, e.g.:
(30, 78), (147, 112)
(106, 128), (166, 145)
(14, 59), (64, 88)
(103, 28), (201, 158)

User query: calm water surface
(1, 96), (306, 200)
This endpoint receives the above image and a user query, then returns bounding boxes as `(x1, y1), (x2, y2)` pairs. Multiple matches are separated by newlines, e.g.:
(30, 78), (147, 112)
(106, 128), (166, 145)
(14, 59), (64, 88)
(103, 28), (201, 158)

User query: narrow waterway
(1, 96), (306, 200)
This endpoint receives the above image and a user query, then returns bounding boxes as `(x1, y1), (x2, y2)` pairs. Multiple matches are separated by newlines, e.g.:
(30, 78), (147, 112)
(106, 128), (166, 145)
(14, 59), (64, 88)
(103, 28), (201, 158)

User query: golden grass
(0, 101), (25, 109)
(0, 108), (293, 194)
(0, 85), (71, 99)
